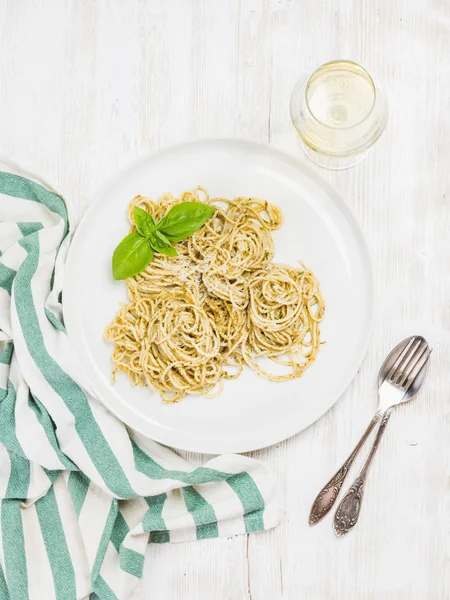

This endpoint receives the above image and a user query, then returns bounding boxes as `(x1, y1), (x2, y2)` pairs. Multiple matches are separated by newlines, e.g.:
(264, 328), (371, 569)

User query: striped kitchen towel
(0, 162), (281, 600)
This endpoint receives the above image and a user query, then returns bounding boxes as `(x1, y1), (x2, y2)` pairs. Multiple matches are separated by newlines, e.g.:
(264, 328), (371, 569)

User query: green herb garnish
(112, 202), (215, 280)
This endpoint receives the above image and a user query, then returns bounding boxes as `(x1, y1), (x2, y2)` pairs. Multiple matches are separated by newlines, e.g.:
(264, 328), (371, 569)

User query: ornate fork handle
(309, 409), (383, 525)
(334, 408), (393, 536)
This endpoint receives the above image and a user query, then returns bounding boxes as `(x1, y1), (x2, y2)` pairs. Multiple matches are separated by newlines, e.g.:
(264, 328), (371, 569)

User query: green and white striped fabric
(0, 163), (281, 600)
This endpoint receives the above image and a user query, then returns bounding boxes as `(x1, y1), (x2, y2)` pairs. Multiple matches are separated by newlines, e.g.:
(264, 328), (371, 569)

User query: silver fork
(309, 336), (431, 526)
(333, 336), (431, 536)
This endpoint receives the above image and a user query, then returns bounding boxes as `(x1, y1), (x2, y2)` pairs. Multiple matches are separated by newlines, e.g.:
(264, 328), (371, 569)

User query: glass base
(299, 140), (369, 170)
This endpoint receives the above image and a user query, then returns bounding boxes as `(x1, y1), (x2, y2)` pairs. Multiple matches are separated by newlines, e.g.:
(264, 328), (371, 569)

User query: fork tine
(403, 348), (432, 392)
(397, 342), (428, 387)
(389, 338), (421, 383)
(386, 337), (416, 382)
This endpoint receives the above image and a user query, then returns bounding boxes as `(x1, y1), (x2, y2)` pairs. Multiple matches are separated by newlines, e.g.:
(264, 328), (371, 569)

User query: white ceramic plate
(64, 139), (374, 454)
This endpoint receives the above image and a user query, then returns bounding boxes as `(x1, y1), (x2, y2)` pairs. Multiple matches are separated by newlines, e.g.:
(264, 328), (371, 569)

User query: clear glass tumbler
(290, 60), (388, 170)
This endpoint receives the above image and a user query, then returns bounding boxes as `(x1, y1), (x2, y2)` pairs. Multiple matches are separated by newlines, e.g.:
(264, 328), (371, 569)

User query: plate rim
(64, 137), (375, 454)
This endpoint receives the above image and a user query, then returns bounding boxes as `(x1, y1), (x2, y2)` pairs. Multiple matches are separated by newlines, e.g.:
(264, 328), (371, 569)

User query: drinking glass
(290, 60), (388, 170)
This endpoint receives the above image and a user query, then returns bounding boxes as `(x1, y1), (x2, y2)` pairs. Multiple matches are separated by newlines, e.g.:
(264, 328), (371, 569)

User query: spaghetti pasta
(105, 187), (325, 402)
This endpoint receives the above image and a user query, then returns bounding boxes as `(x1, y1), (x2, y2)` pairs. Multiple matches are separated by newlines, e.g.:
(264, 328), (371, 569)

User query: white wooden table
(1, 1), (449, 598)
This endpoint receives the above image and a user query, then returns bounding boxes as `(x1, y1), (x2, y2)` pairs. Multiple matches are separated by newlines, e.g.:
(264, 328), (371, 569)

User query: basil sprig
(112, 202), (215, 280)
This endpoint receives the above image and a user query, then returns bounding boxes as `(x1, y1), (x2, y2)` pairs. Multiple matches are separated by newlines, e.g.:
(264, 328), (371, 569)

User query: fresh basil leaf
(133, 206), (156, 237)
(157, 202), (215, 242)
(112, 233), (154, 280)
(148, 230), (178, 257)
(154, 244), (178, 257)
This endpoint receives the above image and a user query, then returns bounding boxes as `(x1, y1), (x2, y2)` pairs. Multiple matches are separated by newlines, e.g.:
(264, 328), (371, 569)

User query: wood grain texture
(0, 0), (449, 598)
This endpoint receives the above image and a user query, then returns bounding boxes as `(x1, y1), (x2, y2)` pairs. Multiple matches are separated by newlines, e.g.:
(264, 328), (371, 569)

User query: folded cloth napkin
(0, 162), (281, 600)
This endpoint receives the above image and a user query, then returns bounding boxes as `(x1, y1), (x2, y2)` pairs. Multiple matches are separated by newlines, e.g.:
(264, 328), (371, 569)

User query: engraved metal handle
(309, 409), (383, 525)
(333, 408), (393, 536)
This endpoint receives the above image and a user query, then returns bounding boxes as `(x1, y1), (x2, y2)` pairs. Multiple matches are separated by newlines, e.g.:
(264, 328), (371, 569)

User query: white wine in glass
(290, 60), (388, 170)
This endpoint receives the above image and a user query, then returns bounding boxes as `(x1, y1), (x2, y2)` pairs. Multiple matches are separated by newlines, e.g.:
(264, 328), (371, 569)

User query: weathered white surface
(0, 0), (448, 598)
